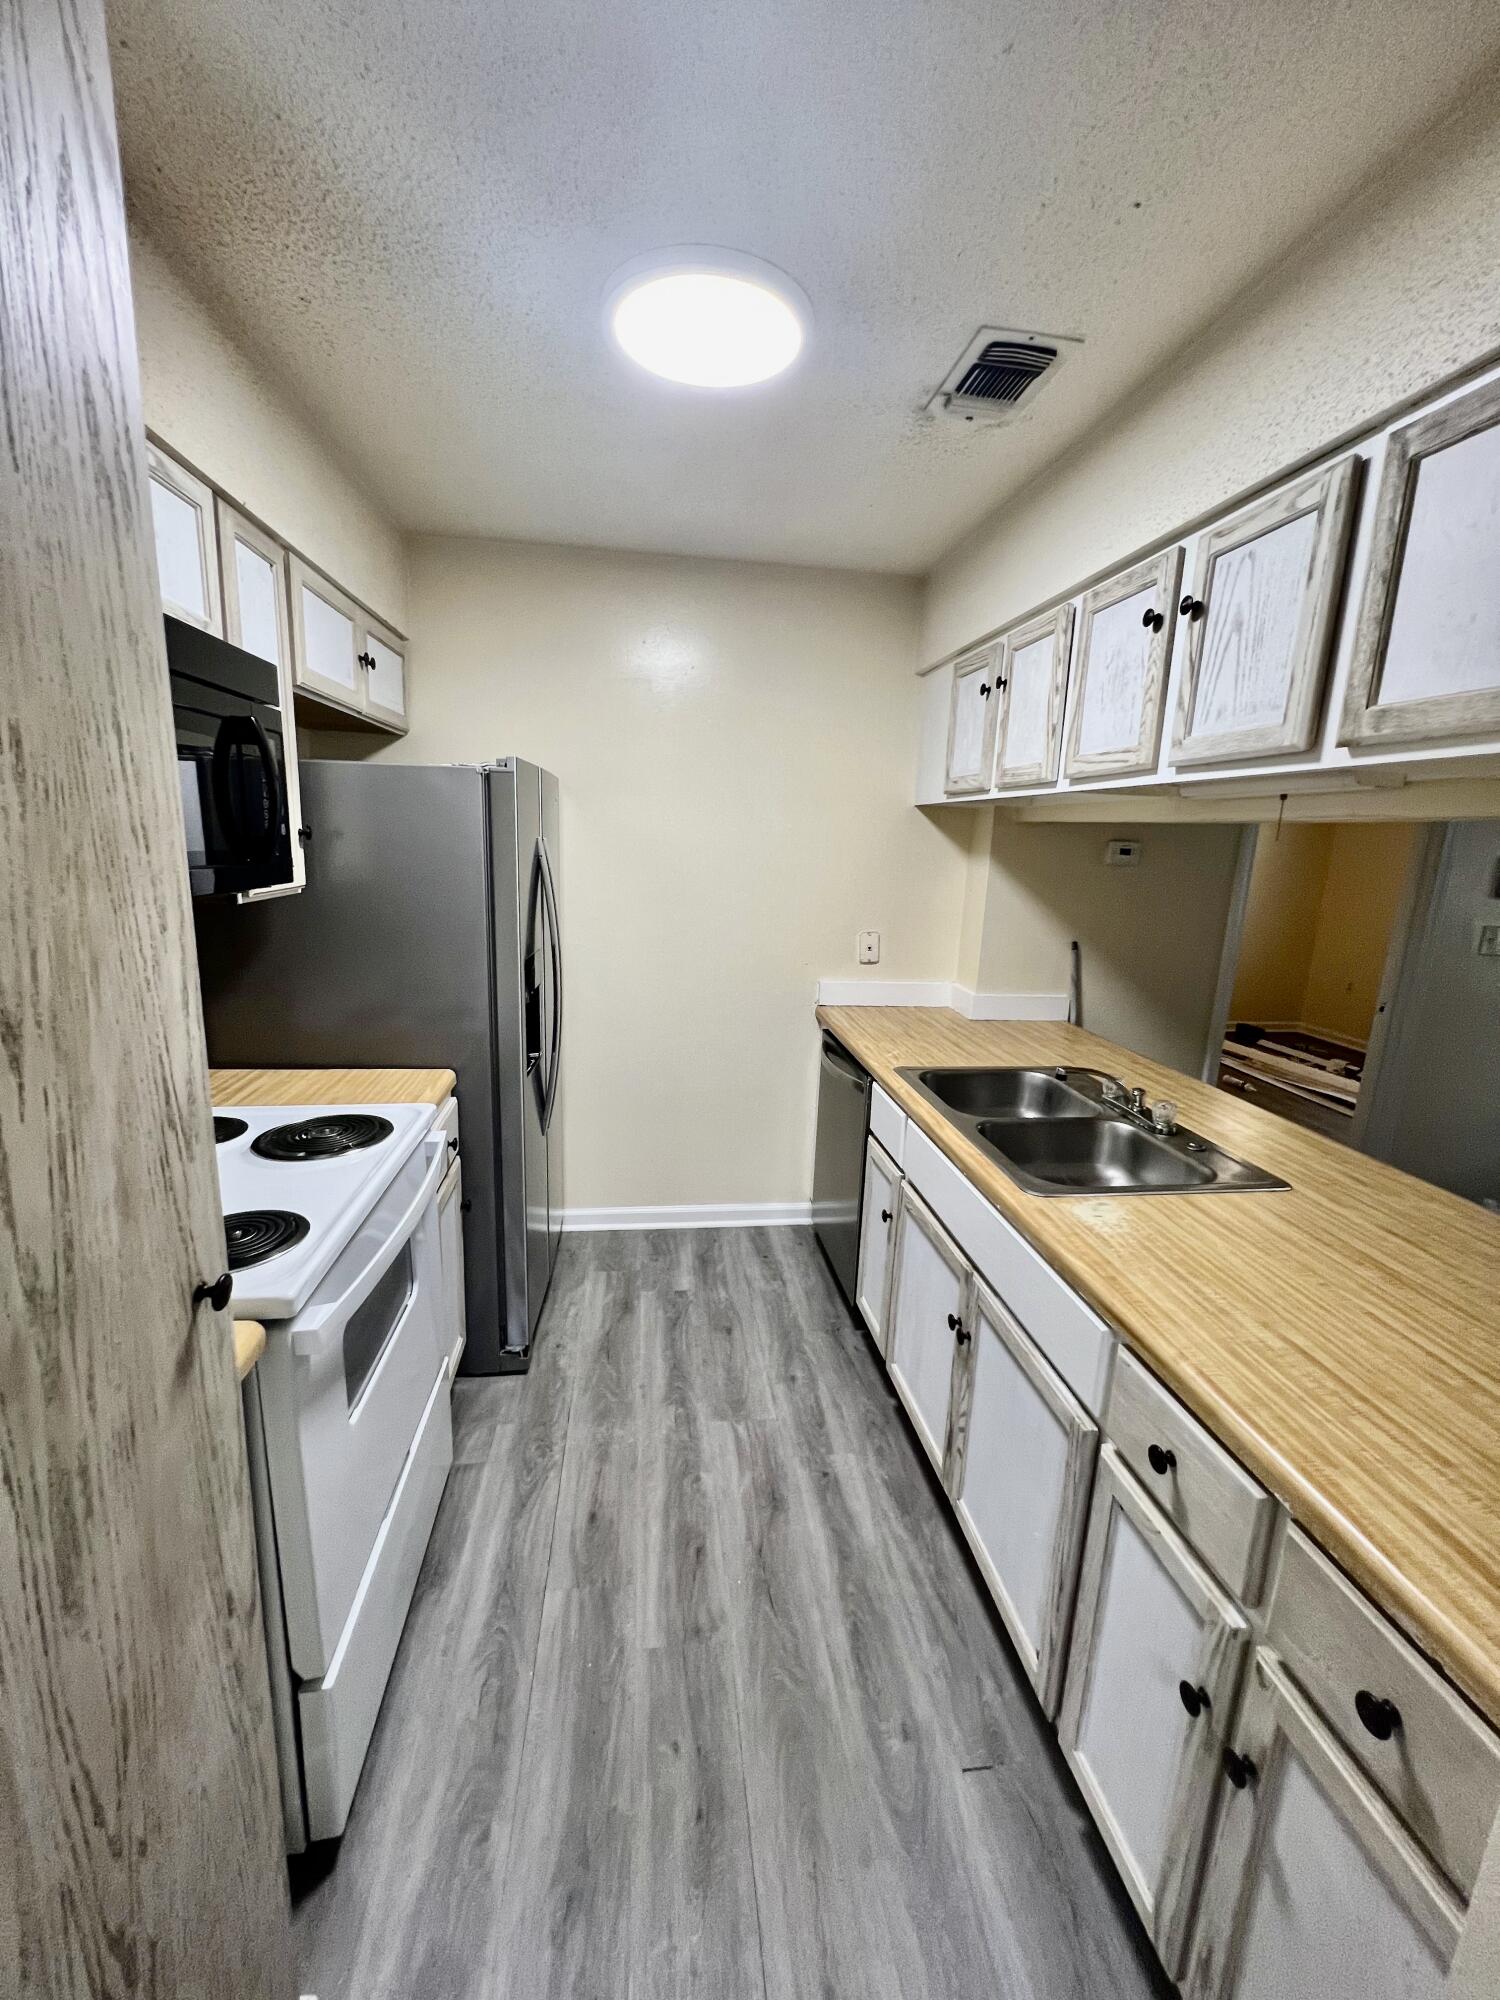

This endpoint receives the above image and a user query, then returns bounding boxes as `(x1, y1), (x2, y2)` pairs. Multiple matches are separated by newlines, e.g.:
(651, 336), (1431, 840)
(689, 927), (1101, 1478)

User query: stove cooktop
(213, 1101), (436, 1320)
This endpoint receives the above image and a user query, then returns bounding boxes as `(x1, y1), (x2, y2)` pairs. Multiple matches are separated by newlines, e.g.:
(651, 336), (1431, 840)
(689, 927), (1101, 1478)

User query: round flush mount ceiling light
(605, 248), (809, 389)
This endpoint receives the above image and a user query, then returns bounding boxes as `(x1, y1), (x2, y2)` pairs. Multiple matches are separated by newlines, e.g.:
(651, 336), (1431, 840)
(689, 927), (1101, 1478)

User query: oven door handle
(289, 1138), (446, 1356)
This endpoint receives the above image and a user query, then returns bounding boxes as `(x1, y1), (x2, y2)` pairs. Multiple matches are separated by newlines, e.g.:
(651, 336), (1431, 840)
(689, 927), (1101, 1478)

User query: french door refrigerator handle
(523, 838), (544, 1079)
(539, 832), (563, 1133)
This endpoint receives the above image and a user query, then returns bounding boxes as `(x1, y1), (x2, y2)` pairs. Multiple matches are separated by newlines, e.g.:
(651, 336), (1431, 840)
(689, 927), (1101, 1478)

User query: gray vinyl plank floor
(292, 1227), (1171, 2000)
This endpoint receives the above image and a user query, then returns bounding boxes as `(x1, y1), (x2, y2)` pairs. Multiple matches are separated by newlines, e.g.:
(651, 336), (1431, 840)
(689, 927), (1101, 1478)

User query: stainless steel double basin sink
(896, 1065), (1288, 1197)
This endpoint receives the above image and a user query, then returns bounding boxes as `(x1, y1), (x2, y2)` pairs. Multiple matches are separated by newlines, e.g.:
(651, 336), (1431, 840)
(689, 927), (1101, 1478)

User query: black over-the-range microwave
(167, 614), (295, 898)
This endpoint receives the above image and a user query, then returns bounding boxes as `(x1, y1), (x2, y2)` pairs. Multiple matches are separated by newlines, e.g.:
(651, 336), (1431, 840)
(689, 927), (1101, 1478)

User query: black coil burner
(214, 1115), (248, 1144)
(251, 1114), (395, 1162)
(225, 1209), (310, 1270)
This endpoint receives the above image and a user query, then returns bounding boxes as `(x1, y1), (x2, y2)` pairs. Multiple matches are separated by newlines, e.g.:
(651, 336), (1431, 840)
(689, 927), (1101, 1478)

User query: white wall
(336, 536), (970, 1213)
(127, 221), (408, 627)
(923, 67), (1500, 666)
(974, 819), (1244, 1074)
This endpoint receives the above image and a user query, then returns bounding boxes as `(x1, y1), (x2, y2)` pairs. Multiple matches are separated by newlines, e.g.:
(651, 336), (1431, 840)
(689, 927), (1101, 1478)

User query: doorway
(1210, 821), (1420, 1144)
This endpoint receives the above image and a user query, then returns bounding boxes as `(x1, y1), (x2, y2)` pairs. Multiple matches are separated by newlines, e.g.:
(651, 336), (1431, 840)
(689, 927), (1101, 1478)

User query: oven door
(255, 1136), (449, 1679)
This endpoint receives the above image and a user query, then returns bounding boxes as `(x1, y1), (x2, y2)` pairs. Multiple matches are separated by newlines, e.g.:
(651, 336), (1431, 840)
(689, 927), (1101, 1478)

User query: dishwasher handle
(820, 1034), (870, 1091)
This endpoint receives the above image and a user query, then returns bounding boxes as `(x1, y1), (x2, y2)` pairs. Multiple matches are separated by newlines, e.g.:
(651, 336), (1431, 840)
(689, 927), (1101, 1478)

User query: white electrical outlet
(1105, 838), (1142, 867)
(858, 929), (881, 965)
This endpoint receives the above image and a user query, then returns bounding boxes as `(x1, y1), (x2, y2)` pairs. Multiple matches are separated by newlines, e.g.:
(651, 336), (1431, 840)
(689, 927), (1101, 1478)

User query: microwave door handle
(210, 714), (282, 860)
(288, 1139), (447, 1357)
(539, 833), (562, 1133)
(251, 715), (285, 860)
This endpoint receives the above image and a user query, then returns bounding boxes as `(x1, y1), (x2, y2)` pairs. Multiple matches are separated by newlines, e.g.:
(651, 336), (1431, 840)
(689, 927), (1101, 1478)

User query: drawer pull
(1147, 1442), (1177, 1476)
(1179, 1680), (1211, 1719)
(1355, 1689), (1402, 1741)
(1222, 1748), (1257, 1790)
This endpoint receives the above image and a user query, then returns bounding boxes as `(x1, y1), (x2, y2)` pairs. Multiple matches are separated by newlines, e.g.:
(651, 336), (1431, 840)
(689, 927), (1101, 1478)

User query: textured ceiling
(109, 0), (1500, 572)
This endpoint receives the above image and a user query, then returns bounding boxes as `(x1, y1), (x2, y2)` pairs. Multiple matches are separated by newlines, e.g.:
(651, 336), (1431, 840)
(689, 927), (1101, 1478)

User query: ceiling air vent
(926, 326), (1081, 425)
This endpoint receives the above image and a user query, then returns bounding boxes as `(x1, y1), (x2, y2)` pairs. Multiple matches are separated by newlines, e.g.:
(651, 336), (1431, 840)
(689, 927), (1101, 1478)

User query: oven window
(343, 1244), (415, 1408)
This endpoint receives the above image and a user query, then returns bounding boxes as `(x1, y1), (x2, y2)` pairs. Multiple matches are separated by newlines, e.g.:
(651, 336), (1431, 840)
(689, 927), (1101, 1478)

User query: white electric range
(216, 1101), (455, 1850)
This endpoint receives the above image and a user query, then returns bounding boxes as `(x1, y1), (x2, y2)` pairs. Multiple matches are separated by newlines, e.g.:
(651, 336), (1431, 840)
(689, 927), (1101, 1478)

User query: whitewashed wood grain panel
(1174, 458), (1358, 767)
(1066, 547), (1183, 780)
(0, 3), (293, 1991)
(943, 644), (1000, 794)
(1342, 377), (1500, 747)
(996, 605), (1073, 787)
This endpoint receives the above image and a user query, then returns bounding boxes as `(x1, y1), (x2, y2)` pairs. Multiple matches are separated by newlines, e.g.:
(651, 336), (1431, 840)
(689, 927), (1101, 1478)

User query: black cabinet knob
(1222, 1748), (1257, 1790)
(1141, 606), (1165, 631)
(955, 1322), (972, 1346)
(1147, 1443), (1177, 1476)
(1179, 594), (1206, 620)
(193, 1272), (233, 1314)
(1355, 1689), (1401, 1741)
(880, 1208), (891, 1223)
(978, 682), (991, 698)
(1179, 1680), (1211, 1719)
(946, 1312), (959, 1332)
(995, 674), (1008, 690)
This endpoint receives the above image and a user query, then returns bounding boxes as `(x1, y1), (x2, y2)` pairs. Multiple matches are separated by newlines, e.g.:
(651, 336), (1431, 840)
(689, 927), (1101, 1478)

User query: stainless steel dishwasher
(812, 1031), (872, 1307)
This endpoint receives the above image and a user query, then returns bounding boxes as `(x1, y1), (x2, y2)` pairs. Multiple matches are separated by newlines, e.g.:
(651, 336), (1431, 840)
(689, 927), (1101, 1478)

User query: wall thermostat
(1105, 839), (1142, 867)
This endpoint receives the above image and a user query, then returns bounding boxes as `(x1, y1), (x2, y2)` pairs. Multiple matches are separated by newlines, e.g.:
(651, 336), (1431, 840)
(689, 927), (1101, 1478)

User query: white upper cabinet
(947, 1277), (1098, 1716)
(885, 1187), (969, 1481)
(1059, 1444), (1249, 1977)
(359, 618), (408, 733)
(943, 643), (1001, 794)
(1341, 376), (1500, 748)
(289, 555), (362, 711)
(1172, 457), (1359, 767)
(1184, 1651), (1459, 2000)
(147, 444), (222, 634)
(996, 604), (1073, 787)
(1065, 548), (1183, 780)
(218, 500), (304, 899)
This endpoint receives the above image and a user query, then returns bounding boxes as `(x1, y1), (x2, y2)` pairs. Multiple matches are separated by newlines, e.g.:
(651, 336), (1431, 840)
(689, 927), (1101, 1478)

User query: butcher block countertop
(818, 1005), (1500, 1730)
(233, 1320), (265, 1381)
(210, 1067), (457, 1107)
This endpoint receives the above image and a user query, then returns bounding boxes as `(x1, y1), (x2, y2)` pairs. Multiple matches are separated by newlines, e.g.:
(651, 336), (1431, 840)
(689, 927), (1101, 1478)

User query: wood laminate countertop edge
(817, 1004), (1500, 1732)
(209, 1067), (457, 1108)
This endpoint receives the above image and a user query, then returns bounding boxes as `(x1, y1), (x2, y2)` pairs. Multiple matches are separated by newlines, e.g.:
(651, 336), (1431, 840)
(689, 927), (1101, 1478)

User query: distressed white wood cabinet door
(943, 644), (1000, 794)
(885, 1187), (970, 1478)
(1184, 1651), (1460, 2000)
(1, 0), (293, 1986)
(147, 442), (222, 633)
(948, 1280), (1099, 1717)
(855, 1135), (901, 1353)
(996, 605), (1073, 787)
(1058, 1445), (1249, 1977)
(218, 500), (305, 897)
(1066, 547), (1183, 779)
(289, 553), (362, 710)
(360, 616), (408, 732)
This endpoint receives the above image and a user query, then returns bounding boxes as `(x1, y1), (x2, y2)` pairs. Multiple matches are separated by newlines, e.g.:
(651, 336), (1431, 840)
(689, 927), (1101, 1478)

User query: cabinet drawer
(1107, 1349), (1279, 1605)
(1267, 1527), (1500, 1900)
(904, 1122), (1114, 1417)
(870, 1081), (905, 1165)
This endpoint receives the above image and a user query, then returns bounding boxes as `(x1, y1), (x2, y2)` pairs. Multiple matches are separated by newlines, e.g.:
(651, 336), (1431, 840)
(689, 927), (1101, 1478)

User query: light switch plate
(858, 929), (881, 964)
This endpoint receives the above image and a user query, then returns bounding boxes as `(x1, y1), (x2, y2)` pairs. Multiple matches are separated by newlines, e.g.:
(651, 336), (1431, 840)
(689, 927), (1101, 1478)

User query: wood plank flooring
(292, 1228), (1170, 1999)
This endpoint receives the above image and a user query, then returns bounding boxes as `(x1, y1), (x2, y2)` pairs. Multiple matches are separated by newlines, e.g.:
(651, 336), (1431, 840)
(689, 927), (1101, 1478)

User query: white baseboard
(816, 977), (1068, 1021)
(560, 1200), (813, 1233)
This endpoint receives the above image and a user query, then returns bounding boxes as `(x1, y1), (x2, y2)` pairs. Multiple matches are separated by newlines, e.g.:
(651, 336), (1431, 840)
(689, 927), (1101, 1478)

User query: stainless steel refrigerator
(194, 759), (562, 1372)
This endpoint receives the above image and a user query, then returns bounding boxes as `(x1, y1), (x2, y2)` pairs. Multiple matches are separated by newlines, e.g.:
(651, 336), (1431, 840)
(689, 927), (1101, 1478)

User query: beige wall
(127, 222), (408, 627)
(974, 819), (1244, 1075)
(922, 67), (1500, 665)
(1230, 821), (1416, 1040)
(340, 536), (968, 1212)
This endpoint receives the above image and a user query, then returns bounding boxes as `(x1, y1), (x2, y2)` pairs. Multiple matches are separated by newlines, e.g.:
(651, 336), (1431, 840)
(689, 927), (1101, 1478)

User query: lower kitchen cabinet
(855, 1134), (900, 1353)
(1058, 1443), (1249, 1977)
(885, 1187), (969, 1481)
(1184, 1650), (1459, 2000)
(947, 1278), (1098, 1716)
